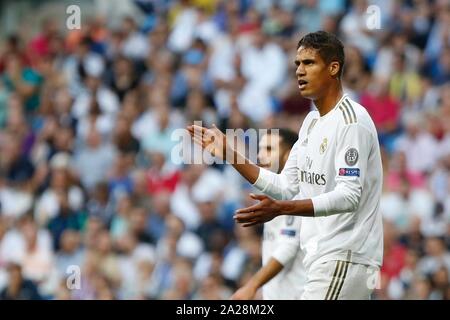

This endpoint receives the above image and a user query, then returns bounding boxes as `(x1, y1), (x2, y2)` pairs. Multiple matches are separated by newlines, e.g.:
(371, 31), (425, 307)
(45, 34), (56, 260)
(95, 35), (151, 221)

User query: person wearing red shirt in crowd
(146, 151), (180, 194)
(381, 221), (407, 281)
(360, 77), (401, 153)
(386, 151), (426, 192)
(28, 18), (59, 63)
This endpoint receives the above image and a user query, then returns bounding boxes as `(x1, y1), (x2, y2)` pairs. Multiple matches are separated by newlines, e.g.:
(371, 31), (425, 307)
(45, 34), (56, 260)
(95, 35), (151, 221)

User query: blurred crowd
(0, 0), (449, 300)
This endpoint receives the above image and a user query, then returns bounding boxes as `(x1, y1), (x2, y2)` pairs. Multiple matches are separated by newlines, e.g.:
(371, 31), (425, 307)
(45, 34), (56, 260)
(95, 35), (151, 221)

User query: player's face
(295, 46), (332, 100)
(258, 133), (282, 173)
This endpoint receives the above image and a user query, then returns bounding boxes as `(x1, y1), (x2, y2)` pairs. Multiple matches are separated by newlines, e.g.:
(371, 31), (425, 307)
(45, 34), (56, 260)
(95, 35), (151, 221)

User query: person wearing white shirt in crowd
(34, 154), (84, 227)
(339, 0), (378, 57)
(208, 17), (245, 119)
(71, 56), (119, 124)
(167, 1), (199, 53)
(170, 164), (224, 231)
(120, 16), (150, 61)
(395, 112), (440, 174)
(239, 28), (287, 123)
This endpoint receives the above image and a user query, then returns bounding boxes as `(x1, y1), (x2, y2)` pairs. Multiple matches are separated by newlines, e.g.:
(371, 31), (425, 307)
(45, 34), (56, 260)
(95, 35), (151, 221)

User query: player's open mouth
(298, 79), (308, 89)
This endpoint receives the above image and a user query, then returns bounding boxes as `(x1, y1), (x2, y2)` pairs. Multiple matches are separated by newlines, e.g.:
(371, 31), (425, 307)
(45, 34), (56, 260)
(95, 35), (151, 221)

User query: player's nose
(297, 63), (306, 74)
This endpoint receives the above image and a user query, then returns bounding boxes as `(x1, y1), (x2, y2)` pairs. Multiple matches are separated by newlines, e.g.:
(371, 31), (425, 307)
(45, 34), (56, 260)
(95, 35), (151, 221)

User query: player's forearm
(227, 146), (260, 185)
(277, 199), (315, 217)
(246, 258), (284, 290)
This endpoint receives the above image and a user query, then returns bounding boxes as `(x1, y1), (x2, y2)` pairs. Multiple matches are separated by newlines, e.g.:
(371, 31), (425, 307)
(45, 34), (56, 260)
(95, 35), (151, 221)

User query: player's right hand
(187, 124), (229, 160)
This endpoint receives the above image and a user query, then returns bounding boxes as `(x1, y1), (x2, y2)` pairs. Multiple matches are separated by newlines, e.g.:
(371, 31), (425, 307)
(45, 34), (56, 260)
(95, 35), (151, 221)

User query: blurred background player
(231, 128), (306, 300)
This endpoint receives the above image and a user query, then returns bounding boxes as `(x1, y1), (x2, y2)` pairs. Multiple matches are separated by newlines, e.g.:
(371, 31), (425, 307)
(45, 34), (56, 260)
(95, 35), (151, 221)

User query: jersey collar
(318, 93), (348, 121)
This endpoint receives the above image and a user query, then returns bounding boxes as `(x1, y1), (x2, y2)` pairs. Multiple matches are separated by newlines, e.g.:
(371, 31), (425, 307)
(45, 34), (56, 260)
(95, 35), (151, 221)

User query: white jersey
(262, 215), (306, 299)
(253, 94), (383, 270)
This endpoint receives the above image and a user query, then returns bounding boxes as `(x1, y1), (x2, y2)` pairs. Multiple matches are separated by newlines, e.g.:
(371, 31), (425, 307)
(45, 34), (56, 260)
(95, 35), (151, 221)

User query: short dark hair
(267, 128), (298, 150)
(297, 31), (345, 78)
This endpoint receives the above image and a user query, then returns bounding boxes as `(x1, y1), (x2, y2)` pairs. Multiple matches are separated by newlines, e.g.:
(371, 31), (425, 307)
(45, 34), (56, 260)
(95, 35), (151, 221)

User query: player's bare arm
(231, 258), (284, 300)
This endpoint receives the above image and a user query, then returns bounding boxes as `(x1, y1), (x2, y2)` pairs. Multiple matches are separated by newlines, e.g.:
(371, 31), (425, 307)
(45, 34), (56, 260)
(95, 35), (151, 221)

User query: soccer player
(188, 31), (383, 300)
(231, 129), (306, 300)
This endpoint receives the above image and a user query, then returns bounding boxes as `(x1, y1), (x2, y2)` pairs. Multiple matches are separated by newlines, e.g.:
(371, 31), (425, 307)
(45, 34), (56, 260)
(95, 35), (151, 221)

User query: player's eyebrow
(294, 58), (315, 66)
(302, 58), (315, 64)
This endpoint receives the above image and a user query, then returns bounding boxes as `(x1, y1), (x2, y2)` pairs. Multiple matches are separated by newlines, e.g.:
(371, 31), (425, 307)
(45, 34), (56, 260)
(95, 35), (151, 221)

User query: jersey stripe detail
(325, 261), (343, 300)
(332, 261), (350, 300)
(344, 99), (357, 123)
(342, 103), (354, 124)
(338, 106), (349, 125)
(307, 118), (318, 135)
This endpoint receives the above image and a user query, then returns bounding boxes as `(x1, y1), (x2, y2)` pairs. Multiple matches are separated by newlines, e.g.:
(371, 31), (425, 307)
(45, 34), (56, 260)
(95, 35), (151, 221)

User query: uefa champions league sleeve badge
(345, 148), (359, 166)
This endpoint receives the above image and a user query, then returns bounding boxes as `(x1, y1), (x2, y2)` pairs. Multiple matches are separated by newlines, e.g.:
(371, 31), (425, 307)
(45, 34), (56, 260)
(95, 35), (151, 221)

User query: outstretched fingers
(242, 220), (261, 227)
(234, 211), (263, 227)
(188, 125), (207, 136)
(192, 135), (205, 148)
(234, 210), (262, 223)
(235, 202), (262, 215)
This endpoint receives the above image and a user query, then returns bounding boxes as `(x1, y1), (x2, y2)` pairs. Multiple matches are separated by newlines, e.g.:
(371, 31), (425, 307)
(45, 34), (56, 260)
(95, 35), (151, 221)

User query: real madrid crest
(319, 138), (328, 155)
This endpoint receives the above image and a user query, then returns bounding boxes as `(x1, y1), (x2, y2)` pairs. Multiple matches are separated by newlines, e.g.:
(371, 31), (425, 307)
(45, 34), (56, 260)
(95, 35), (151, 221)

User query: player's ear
(329, 61), (340, 77)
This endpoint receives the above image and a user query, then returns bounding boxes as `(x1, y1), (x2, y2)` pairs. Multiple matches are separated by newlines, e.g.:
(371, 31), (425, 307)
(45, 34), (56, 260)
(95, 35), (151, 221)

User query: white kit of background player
(232, 130), (307, 300)
(262, 214), (306, 299)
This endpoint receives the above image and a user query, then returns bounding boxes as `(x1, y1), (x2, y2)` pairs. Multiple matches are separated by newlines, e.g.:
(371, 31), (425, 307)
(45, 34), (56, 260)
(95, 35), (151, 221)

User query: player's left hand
(230, 285), (257, 300)
(234, 194), (281, 227)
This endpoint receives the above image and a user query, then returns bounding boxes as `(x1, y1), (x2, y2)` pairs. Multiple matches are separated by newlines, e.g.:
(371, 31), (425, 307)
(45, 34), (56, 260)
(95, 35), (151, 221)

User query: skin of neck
(313, 81), (344, 117)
